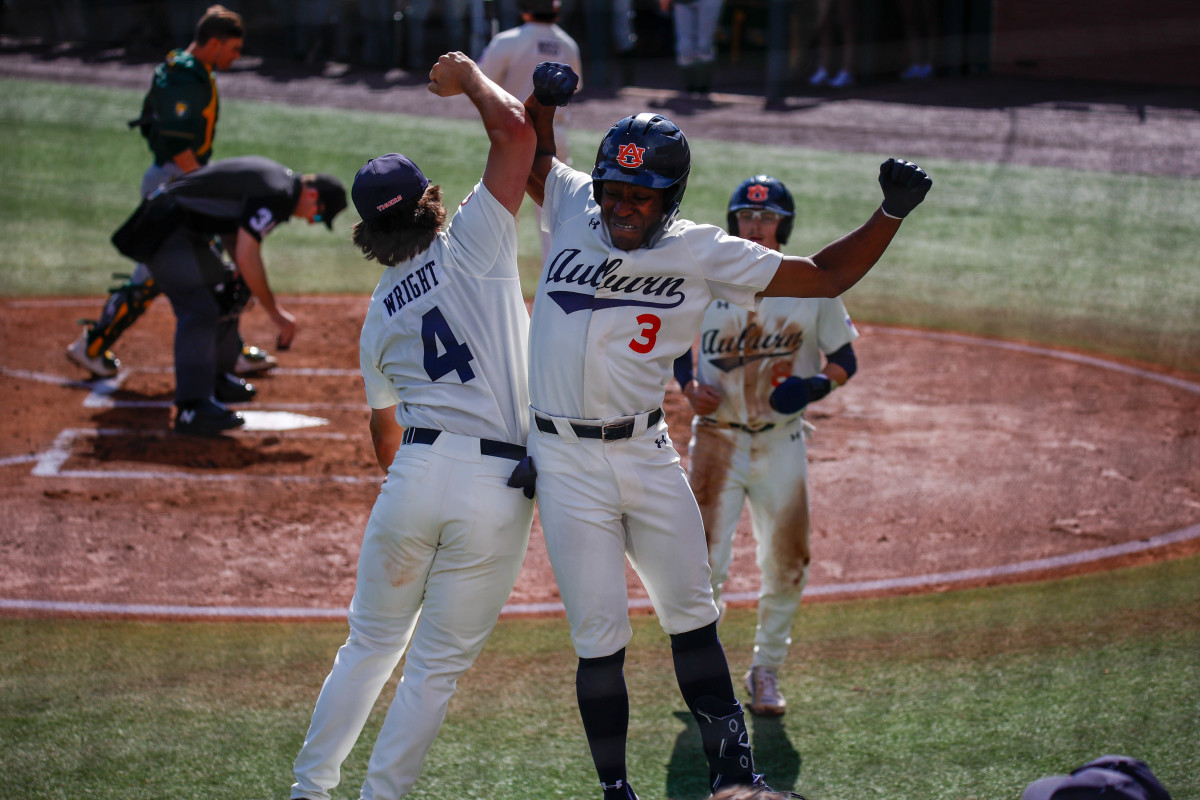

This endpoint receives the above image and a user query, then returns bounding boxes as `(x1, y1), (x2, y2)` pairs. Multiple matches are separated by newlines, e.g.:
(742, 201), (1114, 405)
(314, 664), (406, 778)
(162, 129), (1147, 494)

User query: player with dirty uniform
(675, 174), (860, 718)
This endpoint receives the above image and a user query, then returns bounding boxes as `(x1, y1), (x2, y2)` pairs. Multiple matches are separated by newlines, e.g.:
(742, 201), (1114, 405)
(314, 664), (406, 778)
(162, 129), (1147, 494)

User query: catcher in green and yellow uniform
(66, 5), (274, 379)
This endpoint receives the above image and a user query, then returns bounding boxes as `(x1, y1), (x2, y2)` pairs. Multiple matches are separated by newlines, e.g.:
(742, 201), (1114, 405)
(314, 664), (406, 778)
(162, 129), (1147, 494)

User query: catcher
(65, 5), (275, 378)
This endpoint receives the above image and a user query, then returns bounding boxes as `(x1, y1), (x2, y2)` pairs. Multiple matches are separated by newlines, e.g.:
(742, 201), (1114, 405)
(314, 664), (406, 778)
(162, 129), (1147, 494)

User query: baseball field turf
(3, 557), (1198, 799)
(1, 76), (1198, 800)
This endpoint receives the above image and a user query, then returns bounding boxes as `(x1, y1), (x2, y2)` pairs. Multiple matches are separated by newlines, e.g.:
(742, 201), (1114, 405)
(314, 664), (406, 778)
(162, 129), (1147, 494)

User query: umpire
(112, 155), (346, 435)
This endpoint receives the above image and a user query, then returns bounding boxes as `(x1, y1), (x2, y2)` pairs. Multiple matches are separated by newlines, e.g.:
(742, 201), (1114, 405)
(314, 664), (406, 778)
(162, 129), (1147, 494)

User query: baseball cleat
(66, 328), (120, 378)
(601, 779), (638, 800)
(744, 665), (787, 716)
(173, 397), (244, 436)
(214, 373), (257, 403)
(235, 344), (278, 375)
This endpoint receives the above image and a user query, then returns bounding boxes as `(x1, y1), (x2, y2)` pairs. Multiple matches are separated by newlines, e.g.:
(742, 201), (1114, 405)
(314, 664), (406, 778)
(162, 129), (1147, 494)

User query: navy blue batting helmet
(592, 113), (690, 245)
(727, 174), (795, 244)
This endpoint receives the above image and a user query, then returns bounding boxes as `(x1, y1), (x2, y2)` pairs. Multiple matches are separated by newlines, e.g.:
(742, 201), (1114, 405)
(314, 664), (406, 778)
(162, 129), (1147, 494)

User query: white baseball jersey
(531, 163), (783, 421)
(294, 181), (535, 800)
(696, 296), (858, 428)
(479, 21), (582, 162)
(687, 295), (857, 671)
(528, 163), (784, 658)
(360, 180), (530, 445)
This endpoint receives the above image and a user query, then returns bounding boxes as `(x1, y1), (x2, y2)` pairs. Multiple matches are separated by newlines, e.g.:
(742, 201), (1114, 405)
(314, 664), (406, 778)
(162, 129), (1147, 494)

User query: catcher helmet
(592, 113), (690, 247)
(727, 174), (795, 244)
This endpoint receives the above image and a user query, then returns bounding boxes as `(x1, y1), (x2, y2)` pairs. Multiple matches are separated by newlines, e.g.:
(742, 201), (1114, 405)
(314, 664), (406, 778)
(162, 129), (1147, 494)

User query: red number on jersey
(770, 361), (791, 387)
(629, 313), (661, 354)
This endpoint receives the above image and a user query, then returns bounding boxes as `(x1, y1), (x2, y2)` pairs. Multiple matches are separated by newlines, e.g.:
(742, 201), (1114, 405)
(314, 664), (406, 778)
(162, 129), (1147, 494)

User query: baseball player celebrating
(674, 174), (859, 718)
(291, 52), (537, 800)
(523, 62), (930, 800)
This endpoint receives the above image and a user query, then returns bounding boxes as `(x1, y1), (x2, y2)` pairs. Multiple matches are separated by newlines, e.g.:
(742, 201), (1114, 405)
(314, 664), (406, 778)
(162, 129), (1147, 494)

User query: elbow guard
(826, 343), (857, 380)
(673, 351), (695, 391)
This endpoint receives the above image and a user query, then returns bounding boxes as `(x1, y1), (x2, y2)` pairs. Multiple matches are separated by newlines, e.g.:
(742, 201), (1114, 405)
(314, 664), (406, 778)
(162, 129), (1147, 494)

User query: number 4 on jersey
(421, 306), (475, 382)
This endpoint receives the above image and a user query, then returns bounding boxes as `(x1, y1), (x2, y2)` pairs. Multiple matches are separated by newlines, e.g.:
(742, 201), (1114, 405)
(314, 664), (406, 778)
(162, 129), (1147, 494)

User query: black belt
(700, 417), (776, 434)
(535, 408), (663, 442)
(401, 427), (526, 461)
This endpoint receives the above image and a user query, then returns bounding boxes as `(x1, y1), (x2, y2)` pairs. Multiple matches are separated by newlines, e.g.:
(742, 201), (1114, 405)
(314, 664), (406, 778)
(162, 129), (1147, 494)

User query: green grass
(3, 555), (1198, 800)
(2, 78), (1198, 371)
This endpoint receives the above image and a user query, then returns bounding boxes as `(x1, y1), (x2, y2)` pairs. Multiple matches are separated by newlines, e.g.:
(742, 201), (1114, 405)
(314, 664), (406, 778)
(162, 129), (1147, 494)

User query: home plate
(239, 410), (329, 431)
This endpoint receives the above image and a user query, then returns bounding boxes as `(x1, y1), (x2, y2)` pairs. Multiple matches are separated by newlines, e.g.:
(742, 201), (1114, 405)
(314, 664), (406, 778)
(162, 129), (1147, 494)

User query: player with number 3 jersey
(523, 62), (931, 800)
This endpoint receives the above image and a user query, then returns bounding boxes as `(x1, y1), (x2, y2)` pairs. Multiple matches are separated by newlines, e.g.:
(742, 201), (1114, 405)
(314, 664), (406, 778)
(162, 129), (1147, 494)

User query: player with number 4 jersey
(291, 53), (536, 800)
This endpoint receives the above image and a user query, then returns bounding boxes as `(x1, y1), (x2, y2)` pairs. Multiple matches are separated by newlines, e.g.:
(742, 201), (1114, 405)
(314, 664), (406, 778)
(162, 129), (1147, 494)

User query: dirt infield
(2, 295), (1198, 617)
(2, 48), (1199, 618)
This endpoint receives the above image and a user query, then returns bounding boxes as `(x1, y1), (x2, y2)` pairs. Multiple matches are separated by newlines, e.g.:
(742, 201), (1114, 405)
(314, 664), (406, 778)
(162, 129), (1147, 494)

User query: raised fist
(532, 61), (579, 107)
(878, 157), (932, 219)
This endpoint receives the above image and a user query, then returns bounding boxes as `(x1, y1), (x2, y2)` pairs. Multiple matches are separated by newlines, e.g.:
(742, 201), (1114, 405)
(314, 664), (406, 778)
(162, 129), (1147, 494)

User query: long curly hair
(351, 184), (445, 266)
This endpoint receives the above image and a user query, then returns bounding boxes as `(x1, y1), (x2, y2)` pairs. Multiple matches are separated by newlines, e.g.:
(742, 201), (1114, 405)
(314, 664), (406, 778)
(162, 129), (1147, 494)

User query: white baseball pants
(292, 432), (534, 800)
(529, 409), (721, 659)
(687, 419), (812, 669)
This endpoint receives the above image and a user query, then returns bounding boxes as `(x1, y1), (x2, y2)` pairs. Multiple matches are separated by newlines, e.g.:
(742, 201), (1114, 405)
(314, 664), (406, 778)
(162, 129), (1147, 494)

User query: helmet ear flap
(775, 216), (793, 245)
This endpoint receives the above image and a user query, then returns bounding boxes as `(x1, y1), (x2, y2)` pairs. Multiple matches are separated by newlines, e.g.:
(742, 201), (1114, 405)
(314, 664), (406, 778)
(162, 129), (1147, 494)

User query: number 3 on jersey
(421, 306), (475, 382)
(629, 313), (661, 354)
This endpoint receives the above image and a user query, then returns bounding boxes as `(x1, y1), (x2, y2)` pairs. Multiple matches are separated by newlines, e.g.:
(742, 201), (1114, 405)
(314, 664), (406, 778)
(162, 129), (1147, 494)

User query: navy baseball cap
(352, 153), (430, 222)
(1022, 756), (1171, 800)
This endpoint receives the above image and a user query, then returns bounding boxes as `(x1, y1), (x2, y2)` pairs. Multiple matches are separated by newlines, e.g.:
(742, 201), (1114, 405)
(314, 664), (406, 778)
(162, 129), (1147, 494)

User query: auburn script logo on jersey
(700, 323), (804, 373)
(544, 247), (685, 314)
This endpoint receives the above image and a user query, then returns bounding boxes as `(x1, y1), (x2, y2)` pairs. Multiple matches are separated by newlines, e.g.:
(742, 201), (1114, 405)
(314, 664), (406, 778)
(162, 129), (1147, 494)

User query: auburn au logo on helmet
(616, 143), (646, 168)
(747, 184), (770, 202)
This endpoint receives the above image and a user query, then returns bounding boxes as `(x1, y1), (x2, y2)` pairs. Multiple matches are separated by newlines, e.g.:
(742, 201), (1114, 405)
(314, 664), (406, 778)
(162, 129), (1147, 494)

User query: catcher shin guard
(85, 273), (162, 358)
(693, 695), (758, 791)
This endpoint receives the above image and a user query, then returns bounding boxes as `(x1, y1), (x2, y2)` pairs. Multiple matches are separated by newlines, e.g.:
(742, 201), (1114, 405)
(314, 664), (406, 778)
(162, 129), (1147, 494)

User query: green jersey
(133, 50), (219, 167)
